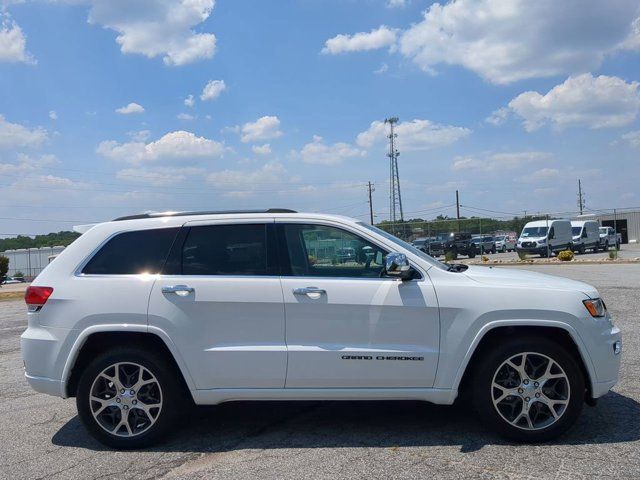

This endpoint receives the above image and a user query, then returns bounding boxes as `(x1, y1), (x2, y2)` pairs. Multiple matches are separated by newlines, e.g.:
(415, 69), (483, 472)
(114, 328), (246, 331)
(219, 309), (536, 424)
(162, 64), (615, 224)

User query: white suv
(21, 209), (622, 448)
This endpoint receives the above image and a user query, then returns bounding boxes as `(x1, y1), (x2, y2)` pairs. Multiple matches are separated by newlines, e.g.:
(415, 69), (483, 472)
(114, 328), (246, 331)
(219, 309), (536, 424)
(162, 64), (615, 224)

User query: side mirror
(384, 252), (413, 280)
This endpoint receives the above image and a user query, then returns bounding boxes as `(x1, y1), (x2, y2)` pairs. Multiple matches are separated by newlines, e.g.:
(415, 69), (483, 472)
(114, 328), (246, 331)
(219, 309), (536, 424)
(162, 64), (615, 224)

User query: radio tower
(385, 117), (403, 229)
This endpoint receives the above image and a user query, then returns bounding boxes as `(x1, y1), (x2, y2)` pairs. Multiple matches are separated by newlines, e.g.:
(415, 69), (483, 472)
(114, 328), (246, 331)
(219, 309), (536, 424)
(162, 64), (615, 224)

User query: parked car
(571, 220), (600, 254)
(517, 220), (572, 257)
(1, 276), (25, 285)
(426, 233), (448, 257)
(599, 227), (621, 251)
(21, 209), (621, 448)
(471, 235), (496, 254)
(443, 232), (477, 258)
(494, 234), (517, 253)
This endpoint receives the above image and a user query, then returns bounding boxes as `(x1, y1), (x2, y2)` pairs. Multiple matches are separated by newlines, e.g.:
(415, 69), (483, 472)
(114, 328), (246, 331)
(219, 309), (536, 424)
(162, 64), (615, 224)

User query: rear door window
(82, 228), (179, 275)
(181, 224), (275, 275)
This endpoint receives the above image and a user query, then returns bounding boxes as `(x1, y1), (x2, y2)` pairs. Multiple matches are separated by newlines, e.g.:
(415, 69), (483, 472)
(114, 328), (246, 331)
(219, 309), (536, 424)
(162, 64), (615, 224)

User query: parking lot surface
(1, 264), (639, 479)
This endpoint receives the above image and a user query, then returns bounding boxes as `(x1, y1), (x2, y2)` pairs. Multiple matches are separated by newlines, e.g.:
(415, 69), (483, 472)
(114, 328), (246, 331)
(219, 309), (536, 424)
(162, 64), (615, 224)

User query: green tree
(0, 255), (8, 285)
(0, 231), (80, 252)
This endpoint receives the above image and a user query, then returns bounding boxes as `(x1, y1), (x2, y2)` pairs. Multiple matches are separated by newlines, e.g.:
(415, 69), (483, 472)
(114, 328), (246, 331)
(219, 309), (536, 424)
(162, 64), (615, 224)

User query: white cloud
(387, 0), (406, 7)
(115, 102), (145, 115)
(200, 79), (226, 101)
(206, 161), (292, 197)
(0, 114), (47, 149)
(451, 151), (551, 171)
(356, 118), (471, 151)
(116, 167), (202, 186)
(374, 63), (389, 74)
(184, 94), (195, 107)
(177, 112), (195, 120)
(322, 25), (397, 54)
(97, 130), (224, 164)
(508, 74), (640, 131)
(519, 168), (561, 183)
(621, 130), (640, 148)
(485, 107), (509, 126)
(48, 110), (58, 121)
(399, 0), (640, 84)
(127, 130), (151, 142)
(240, 116), (283, 143)
(0, 152), (57, 175)
(70, 0), (217, 66)
(297, 135), (366, 165)
(0, 14), (35, 64)
(252, 143), (271, 155)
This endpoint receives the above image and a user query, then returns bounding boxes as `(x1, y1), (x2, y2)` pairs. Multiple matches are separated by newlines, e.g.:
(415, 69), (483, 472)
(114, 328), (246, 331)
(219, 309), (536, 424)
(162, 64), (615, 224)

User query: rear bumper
(24, 373), (65, 397)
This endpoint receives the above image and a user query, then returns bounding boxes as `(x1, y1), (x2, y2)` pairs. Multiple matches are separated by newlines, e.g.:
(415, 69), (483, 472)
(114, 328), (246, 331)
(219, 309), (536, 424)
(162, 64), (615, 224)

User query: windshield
(571, 227), (582, 236)
(494, 236), (505, 241)
(599, 227), (607, 234)
(357, 222), (448, 271)
(521, 226), (548, 238)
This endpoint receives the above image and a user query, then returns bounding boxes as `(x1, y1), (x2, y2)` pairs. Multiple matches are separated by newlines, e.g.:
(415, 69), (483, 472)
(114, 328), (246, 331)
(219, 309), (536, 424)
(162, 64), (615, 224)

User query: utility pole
(385, 117), (403, 232)
(367, 181), (375, 225)
(456, 190), (461, 232)
(577, 179), (585, 215)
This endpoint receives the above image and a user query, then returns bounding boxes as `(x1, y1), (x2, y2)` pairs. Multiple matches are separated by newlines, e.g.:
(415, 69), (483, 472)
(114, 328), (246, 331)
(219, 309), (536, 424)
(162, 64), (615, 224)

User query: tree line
(0, 231), (81, 252)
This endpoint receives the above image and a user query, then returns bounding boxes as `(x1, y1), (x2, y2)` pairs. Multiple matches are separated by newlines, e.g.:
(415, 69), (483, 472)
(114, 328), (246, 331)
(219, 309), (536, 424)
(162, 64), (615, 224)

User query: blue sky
(1, 0), (639, 235)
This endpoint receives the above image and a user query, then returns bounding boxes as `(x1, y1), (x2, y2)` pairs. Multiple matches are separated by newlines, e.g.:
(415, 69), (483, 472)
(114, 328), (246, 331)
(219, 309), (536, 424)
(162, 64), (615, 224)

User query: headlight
(583, 298), (606, 317)
(538, 238), (547, 244)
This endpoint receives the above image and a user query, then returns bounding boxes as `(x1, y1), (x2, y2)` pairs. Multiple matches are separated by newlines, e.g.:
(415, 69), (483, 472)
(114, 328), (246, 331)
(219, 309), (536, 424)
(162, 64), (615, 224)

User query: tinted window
(82, 228), (179, 275)
(280, 224), (387, 278)
(182, 224), (270, 275)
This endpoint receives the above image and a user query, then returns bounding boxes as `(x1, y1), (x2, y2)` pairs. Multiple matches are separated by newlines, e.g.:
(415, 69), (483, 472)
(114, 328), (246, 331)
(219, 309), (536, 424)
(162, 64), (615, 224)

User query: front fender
(439, 319), (596, 400)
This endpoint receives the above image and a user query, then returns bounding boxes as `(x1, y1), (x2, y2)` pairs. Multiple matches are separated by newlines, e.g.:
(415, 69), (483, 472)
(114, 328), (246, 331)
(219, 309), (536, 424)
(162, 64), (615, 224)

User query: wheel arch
(63, 326), (196, 399)
(454, 322), (595, 402)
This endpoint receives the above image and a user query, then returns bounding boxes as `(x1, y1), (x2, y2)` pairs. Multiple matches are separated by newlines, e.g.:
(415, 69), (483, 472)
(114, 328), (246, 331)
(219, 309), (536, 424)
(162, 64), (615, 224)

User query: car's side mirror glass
(384, 252), (413, 280)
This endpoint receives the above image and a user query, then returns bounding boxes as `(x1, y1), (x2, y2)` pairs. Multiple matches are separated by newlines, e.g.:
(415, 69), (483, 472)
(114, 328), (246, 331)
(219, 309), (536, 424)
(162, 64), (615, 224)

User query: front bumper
(516, 246), (547, 255)
(587, 323), (622, 399)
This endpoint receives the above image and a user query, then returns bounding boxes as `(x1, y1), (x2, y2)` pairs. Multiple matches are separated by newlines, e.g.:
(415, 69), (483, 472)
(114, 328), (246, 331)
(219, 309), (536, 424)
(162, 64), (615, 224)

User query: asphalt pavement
(1, 264), (639, 479)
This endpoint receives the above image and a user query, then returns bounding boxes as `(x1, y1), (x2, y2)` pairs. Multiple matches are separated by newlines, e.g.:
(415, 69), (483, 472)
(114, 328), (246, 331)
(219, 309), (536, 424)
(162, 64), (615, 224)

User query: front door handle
(162, 285), (195, 296)
(293, 286), (326, 296)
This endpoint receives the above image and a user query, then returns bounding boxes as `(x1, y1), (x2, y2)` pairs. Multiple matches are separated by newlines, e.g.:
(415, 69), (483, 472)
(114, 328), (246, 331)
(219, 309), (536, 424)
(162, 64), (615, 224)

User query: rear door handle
(162, 285), (195, 296)
(293, 287), (326, 295)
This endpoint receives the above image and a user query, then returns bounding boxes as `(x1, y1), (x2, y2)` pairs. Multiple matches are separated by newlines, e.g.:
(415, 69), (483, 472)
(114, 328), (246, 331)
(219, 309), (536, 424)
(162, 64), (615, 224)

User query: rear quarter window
(81, 228), (180, 275)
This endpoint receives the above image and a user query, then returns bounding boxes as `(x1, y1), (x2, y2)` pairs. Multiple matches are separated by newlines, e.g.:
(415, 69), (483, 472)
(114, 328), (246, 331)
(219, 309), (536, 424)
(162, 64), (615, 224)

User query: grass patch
(0, 291), (25, 302)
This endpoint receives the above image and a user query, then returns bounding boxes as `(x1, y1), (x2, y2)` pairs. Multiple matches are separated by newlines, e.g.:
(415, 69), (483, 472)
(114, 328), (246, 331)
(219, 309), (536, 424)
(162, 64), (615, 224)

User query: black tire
(472, 336), (585, 443)
(501, 246), (507, 253)
(76, 347), (183, 449)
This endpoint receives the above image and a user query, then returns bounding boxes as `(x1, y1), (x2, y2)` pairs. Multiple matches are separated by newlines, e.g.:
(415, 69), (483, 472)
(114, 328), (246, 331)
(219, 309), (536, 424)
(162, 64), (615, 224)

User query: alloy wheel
(89, 362), (163, 437)
(491, 352), (570, 430)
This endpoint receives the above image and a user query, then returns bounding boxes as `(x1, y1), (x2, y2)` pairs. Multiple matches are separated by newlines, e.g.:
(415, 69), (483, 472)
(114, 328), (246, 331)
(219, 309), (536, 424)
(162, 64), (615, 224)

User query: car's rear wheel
(76, 347), (182, 449)
(473, 337), (585, 442)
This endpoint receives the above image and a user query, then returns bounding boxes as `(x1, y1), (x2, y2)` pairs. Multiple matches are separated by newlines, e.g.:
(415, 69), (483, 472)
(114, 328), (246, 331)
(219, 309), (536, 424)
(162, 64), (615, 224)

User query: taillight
(25, 286), (53, 306)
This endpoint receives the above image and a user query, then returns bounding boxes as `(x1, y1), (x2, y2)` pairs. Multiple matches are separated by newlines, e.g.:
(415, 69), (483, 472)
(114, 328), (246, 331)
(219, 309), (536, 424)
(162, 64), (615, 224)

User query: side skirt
(191, 387), (456, 405)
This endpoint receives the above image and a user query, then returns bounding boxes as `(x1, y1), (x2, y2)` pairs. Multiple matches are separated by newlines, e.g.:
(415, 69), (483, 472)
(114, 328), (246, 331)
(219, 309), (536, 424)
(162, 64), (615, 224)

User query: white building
(1, 246), (66, 278)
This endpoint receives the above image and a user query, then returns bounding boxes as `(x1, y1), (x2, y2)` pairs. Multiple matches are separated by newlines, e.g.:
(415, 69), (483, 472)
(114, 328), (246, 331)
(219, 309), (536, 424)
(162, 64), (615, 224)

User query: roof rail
(113, 208), (297, 221)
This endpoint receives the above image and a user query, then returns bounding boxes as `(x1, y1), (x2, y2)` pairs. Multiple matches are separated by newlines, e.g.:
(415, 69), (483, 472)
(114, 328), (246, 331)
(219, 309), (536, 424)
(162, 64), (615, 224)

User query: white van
(517, 219), (572, 257)
(571, 220), (600, 254)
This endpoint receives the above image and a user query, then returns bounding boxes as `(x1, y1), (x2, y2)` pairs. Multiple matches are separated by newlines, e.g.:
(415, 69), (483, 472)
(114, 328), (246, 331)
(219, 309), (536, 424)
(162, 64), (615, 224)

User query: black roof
(113, 209), (297, 221)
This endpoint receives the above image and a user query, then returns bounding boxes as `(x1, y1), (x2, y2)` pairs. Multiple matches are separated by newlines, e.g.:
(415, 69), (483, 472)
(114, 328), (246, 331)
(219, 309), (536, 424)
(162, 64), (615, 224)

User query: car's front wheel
(76, 347), (182, 449)
(473, 337), (585, 442)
